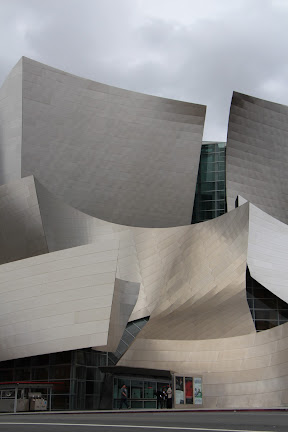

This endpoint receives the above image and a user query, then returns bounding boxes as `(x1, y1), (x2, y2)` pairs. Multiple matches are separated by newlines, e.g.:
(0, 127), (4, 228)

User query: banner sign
(194, 377), (202, 405)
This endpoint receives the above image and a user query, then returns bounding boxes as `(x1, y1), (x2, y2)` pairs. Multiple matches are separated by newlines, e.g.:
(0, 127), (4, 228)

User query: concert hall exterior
(0, 57), (287, 410)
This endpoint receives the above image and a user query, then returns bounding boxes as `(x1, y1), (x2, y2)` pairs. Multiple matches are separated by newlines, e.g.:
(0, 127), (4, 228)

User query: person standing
(119, 384), (129, 409)
(162, 387), (167, 409)
(166, 384), (172, 409)
(155, 389), (162, 409)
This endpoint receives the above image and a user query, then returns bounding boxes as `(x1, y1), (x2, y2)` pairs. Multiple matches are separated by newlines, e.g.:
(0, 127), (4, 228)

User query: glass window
(131, 380), (143, 399)
(53, 380), (70, 394)
(75, 351), (85, 365)
(76, 381), (86, 398)
(76, 366), (86, 380)
(0, 370), (13, 381)
(31, 354), (49, 367)
(255, 321), (278, 331)
(50, 365), (71, 379)
(217, 201), (225, 210)
(201, 183), (216, 192)
(279, 310), (288, 320)
(125, 323), (140, 337)
(200, 211), (214, 220)
(254, 298), (278, 309)
(116, 340), (129, 356)
(15, 358), (29, 368)
(52, 351), (71, 364)
(217, 171), (225, 181)
(201, 171), (216, 182)
(31, 367), (48, 380)
(144, 381), (156, 399)
(200, 191), (216, 201)
(131, 401), (143, 408)
(254, 310), (278, 320)
(247, 298), (254, 308)
(14, 368), (30, 380)
(217, 181), (225, 190)
(278, 299), (288, 309)
(202, 153), (215, 163)
(201, 162), (218, 172)
(253, 287), (274, 298)
(217, 191), (226, 200)
(144, 400), (156, 408)
(201, 201), (214, 211)
(86, 368), (101, 381)
(86, 381), (100, 395)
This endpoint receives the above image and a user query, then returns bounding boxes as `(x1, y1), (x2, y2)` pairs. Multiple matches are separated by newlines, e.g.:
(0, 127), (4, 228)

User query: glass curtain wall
(192, 142), (226, 223)
(113, 377), (171, 409)
(0, 349), (108, 410)
(108, 317), (149, 365)
(246, 268), (288, 331)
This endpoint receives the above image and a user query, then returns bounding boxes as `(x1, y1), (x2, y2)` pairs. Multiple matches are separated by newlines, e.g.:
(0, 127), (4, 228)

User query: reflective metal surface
(227, 91), (288, 224)
(1, 57), (206, 228)
(34, 178), (255, 331)
(0, 58), (22, 184)
(0, 241), (139, 361)
(0, 176), (48, 264)
(248, 202), (288, 305)
(1, 61), (288, 409)
(119, 322), (288, 408)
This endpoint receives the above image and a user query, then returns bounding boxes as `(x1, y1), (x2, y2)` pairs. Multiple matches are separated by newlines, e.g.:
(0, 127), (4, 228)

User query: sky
(0, 0), (288, 141)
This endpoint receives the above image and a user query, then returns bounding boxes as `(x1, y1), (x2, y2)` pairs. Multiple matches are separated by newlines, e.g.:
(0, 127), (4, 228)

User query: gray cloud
(0, 0), (287, 140)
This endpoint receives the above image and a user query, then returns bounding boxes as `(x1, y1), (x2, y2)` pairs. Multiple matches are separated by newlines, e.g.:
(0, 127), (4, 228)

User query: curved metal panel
(97, 279), (140, 353)
(0, 176), (48, 264)
(0, 241), (138, 361)
(35, 179), (254, 335)
(124, 203), (255, 341)
(20, 57), (206, 228)
(119, 323), (288, 408)
(226, 92), (288, 224)
(247, 202), (288, 305)
(0, 58), (22, 185)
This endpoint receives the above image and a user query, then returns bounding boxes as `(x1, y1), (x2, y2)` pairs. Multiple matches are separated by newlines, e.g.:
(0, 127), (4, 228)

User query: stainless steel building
(0, 58), (288, 411)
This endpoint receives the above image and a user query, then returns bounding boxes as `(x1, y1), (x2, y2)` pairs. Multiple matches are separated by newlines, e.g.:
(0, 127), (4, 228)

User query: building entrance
(113, 376), (171, 409)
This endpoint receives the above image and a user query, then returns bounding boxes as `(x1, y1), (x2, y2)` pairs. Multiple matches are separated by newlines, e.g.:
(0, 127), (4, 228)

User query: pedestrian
(155, 389), (162, 409)
(119, 384), (129, 409)
(166, 384), (172, 409)
(162, 387), (167, 409)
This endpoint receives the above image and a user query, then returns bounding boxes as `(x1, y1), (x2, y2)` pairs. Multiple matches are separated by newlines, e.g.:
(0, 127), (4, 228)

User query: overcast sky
(0, 0), (287, 140)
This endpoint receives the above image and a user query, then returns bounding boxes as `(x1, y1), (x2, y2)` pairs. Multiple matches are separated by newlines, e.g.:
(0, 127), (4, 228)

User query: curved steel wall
(136, 203), (255, 340)
(0, 58), (22, 184)
(17, 57), (205, 228)
(0, 241), (139, 362)
(0, 176), (48, 264)
(1, 60), (288, 408)
(226, 92), (288, 224)
(248, 202), (288, 305)
(35, 178), (255, 333)
(118, 322), (288, 408)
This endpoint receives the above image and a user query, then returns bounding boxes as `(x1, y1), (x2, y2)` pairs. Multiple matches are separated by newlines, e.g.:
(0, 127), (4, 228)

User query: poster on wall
(185, 377), (193, 404)
(194, 377), (202, 405)
(175, 376), (184, 404)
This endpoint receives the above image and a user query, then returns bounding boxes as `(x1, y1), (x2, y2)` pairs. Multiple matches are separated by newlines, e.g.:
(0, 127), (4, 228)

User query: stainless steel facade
(226, 91), (288, 224)
(0, 57), (206, 228)
(119, 322), (288, 408)
(0, 59), (288, 409)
